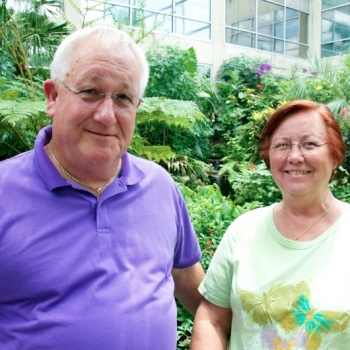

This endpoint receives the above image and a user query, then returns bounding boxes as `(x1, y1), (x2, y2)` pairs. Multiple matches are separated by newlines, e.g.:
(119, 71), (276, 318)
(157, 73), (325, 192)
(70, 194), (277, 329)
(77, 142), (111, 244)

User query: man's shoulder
(0, 151), (37, 193)
(0, 150), (34, 171)
(127, 153), (171, 177)
(125, 153), (180, 196)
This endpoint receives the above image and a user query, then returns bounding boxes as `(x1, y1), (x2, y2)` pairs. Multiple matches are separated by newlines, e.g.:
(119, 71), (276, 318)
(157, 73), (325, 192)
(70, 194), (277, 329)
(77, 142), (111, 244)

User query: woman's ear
(43, 79), (58, 119)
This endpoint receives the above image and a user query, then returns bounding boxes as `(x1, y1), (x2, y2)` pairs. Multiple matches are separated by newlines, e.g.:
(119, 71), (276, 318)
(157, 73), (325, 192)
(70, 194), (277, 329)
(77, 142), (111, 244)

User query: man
(0, 26), (204, 349)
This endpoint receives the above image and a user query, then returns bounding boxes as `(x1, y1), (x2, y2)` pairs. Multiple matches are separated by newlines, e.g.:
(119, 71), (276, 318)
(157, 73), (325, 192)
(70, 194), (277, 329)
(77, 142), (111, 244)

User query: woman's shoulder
(341, 201), (350, 209)
(224, 204), (275, 240)
(233, 204), (275, 224)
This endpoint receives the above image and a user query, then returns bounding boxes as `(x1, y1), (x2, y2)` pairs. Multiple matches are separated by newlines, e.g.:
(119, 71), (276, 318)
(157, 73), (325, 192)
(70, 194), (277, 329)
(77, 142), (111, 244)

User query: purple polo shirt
(0, 126), (201, 350)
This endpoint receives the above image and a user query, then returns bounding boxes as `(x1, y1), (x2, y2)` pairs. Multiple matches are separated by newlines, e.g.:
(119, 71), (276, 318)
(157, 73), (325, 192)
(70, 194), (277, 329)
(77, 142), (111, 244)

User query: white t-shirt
(199, 203), (350, 350)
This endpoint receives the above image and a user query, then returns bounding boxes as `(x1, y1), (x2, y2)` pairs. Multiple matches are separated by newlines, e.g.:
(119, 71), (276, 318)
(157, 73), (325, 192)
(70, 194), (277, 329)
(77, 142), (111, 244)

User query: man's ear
(43, 79), (58, 119)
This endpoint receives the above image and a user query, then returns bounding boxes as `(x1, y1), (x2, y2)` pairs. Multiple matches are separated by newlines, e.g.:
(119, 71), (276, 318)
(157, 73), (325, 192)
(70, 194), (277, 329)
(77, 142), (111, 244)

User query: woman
(191, 100), (350, 350)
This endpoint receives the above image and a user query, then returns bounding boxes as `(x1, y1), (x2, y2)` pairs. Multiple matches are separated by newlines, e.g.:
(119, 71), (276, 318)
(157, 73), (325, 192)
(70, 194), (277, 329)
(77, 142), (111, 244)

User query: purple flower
(260, 63), (271, 71)
(255, 69), (263, 78)
(255, 62), (272, 77)
(302, 68), (307, 73)
(311, 71), (318, 76)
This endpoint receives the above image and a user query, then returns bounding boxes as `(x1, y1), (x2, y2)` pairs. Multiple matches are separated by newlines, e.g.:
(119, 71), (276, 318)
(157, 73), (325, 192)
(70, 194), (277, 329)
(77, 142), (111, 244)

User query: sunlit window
(84, 0), (211, 40)
(321, 1), (350, 57)
(225, 0), (309, 57)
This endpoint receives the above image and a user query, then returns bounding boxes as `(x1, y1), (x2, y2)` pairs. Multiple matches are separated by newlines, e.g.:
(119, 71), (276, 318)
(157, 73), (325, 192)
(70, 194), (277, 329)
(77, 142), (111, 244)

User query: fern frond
(137, 97), (205, 130)
(0, 100), (47, 126)
(134, 145), (175, 163)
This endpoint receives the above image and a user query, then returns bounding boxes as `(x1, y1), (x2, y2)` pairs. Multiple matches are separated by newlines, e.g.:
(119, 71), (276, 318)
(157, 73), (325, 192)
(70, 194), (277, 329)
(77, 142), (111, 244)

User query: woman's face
(269, 111), (337, 200)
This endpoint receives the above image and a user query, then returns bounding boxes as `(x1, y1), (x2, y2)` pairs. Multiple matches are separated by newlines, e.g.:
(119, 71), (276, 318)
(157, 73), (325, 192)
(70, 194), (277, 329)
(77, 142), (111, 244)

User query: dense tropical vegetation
(1, 1), (350, 349)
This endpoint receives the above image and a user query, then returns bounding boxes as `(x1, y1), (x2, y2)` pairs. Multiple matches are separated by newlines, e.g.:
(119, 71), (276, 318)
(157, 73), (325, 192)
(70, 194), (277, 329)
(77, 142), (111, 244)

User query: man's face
(44, 36), (140, 171)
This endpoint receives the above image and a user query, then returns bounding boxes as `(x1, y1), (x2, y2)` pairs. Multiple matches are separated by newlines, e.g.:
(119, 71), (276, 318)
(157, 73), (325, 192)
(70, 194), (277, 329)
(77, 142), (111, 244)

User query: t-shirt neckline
(268, 203), (350, 250)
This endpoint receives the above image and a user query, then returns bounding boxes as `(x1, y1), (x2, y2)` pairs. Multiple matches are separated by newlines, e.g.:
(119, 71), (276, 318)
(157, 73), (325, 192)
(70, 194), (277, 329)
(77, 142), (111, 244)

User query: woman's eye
(279, 142), (290, 147)
(303, 142), (318, 147)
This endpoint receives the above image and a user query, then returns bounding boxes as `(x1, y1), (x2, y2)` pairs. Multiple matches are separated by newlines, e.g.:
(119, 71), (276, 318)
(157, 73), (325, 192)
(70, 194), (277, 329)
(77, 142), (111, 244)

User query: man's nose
(93, 96), (116, 126)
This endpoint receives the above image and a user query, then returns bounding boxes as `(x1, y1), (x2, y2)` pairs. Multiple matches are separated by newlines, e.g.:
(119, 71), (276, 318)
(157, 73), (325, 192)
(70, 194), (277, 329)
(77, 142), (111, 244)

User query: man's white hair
(50, 25), (149, 96)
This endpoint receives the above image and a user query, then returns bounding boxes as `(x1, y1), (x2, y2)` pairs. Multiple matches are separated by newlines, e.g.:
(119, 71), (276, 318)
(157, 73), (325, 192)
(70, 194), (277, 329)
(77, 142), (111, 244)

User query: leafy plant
(179, 183), (259, 270)
(219, 161), (282, 206)
(284, 55), (350, 115)
(0, 97), (48, 159)
(176, 303), (193, 350)
(216, 55), (265, 89)
(145, 44), (204, 101)
(203, 59), (283, 148)
(135, 97), (213, 163)
(0, 0), (68, 85)
(330, 166), (350, 202)
(0, 0), (67, 159)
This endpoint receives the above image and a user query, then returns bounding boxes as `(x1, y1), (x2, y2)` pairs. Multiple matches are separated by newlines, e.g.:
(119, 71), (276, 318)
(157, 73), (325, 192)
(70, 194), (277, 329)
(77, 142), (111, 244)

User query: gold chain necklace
(49, 141), (121, 198)
(281, 195), (335, 241)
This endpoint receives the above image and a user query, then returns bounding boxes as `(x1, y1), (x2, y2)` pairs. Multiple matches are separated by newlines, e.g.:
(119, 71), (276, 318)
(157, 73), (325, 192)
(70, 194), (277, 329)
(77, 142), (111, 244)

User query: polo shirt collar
(35, 126), (68, 191)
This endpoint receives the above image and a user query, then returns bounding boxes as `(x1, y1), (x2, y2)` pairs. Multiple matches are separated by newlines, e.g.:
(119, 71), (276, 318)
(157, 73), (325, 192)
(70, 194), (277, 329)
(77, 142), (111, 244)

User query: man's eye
(78, 89), (101, 102)
(81, 89), (99, 95)
(117, 93), (131, 101)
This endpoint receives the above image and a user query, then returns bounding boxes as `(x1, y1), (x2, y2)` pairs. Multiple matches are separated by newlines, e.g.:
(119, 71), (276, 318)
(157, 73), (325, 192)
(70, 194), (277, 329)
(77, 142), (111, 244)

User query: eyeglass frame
(270, 142), (329, 155)
(56, 80), (142, 109)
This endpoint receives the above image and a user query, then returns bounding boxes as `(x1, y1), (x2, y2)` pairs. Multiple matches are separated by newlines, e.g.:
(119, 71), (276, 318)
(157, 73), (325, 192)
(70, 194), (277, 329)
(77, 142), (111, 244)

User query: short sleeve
(198, 222), (237, 308)
(172, 185), (202, 268)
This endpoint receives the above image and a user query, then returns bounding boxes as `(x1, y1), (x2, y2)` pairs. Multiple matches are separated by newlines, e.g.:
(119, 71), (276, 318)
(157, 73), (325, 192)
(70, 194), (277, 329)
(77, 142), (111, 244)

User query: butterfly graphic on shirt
(238, 281), (350, 350)
(280, 282), (350, 350)
(261, 326), (307, 350)
(237, 281), (302, 326)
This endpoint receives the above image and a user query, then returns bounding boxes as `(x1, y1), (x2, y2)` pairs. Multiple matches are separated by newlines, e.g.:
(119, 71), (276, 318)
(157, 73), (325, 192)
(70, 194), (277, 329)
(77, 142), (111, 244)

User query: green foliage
(130, 97), (213, 187)
(176, 303), (193, 350)
(136, 97), (213, 161)
(137, 97), (205, 129)
(219, 161), (282, 206)
(284, 56), (350, 115)
(0, 75), (45, 101)
(131, 144), (175, 163)
(330, 166), (350, 203)
(179, 183), (260, 270)
(0, 0), (69, 84)
(0, 98), (49, 159)
(214, 73), (259, 137)
(203, 60), (282, 146)
(0, 77), (49, 160)
(223, 120), (265, 164)
(340, 127), (350, 172)
(0, 0), (65, 159)
(216, 55), (264, 89)
(145, 45), (203, 101)
(210, 143), (229, 159)
(259, 72), (286, 102)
